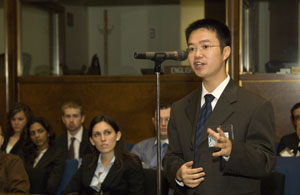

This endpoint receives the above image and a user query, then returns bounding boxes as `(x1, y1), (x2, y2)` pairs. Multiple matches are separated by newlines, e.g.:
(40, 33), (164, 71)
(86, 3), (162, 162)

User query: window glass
(19, 0), (207, 76)
(242, 0), (300, 74)
(21, 3), (53, 75)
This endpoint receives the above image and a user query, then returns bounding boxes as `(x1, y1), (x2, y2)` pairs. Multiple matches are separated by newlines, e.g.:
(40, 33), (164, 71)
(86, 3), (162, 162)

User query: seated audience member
(63, 115), (144, 195)
(0, 125), (30, 193)
(23, 117), (65, 194)
(55, 101), (91, 162)
(278, 103), (300, 156)
(1, 103), (33, 156)
(131, 103), (171, 169)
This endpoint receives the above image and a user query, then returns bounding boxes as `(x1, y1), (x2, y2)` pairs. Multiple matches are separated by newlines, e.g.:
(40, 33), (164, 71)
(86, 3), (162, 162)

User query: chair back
(54, 159), (79, 195)
(143, 169), (169, 195)
(275, 156), (300, 195)
(261, 171), (285, 195)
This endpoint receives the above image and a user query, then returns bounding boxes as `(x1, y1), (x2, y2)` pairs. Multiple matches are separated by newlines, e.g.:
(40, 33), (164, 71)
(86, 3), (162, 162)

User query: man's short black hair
(185, 18), (231, 48)
(291, 103), (300, 128)
(153, 103), (171, 117)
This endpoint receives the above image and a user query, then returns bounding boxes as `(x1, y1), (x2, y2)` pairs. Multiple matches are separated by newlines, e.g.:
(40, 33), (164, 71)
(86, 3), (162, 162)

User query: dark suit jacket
(163, 80), (276, 195)
(0, 151), (30, 193)
(25, 146), (65, 194)
(63, 154), (144, 195)
(1, 136), (23, 156)
(277, 132), (299, 156)
(55, 128), (91, 159)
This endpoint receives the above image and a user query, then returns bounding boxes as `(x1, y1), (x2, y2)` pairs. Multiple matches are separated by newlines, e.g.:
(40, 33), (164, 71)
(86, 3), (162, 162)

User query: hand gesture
(207, 127), (232, 157)
(176, 161), (205, 188)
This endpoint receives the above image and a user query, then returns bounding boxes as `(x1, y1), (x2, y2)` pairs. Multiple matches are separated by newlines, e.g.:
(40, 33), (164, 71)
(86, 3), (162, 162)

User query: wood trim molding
(226, 0), (240, 82)
(4, 0), (19, 112)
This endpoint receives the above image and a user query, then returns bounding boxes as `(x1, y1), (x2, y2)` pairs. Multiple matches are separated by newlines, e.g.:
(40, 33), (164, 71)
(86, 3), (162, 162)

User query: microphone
(134, 50), (188, 61)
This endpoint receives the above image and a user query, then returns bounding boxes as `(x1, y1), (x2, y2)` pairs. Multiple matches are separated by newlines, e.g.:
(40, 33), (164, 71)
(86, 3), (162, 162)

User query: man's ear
(152, 117), (155, 126)
(222, 46), (231, 61)
(81, 115), (86, 123)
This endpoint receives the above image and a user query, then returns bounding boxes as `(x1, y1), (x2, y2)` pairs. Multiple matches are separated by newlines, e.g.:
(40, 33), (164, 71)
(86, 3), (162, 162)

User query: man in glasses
(131, 103), (171, 169)
(163, 18), (276, 195)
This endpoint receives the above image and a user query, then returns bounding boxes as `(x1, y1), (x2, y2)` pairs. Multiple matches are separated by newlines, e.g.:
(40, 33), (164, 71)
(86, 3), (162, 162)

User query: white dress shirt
(67, 126), (83, 160)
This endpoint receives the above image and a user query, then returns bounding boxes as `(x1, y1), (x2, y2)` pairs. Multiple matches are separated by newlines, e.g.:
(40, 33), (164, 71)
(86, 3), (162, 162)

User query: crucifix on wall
(98, 9), (113, 75)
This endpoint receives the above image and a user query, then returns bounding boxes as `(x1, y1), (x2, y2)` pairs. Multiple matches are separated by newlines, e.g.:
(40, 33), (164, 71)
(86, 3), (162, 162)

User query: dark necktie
(193, 94), (215, 168)
(161, 143), (168, 157)
(150, 142), (168, 168)
(68, 137), (76, 160)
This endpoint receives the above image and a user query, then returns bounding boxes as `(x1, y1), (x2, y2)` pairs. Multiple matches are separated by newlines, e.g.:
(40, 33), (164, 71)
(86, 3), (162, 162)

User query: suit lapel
(185, 88), (202, 151)
(198, 80), (238, 145)
(101, 161), (119, 189)
(79, 128), (88, 158)
(35, 147), (53, 168)
(83, 157), (98, 187)
(62, 132), (68, 151)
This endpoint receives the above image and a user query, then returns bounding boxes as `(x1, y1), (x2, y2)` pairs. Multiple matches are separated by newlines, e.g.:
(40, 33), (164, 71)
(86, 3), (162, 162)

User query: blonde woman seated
(0, 126), (30, 193)
(63, 115), (144, 195)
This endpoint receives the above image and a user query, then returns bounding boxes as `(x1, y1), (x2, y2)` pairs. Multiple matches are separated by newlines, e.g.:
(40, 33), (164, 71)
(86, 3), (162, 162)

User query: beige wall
(180, 0), (204, 65)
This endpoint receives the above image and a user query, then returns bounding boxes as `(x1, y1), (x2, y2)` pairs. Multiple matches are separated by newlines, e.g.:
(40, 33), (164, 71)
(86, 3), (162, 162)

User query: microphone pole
(134, 51), (187, 195)
(154, 55), (164, 195)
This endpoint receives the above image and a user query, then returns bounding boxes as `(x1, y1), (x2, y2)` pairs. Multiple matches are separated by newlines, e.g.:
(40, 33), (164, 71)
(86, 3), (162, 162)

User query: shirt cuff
(175, 178), (184, 187)
(223, 155), (230, 161)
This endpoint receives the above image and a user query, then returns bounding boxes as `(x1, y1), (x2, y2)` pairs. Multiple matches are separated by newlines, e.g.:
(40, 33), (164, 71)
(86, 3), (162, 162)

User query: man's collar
(67, 126), (83, 142)
(201, 75), (230, 100)
(154, 138), (169, 145)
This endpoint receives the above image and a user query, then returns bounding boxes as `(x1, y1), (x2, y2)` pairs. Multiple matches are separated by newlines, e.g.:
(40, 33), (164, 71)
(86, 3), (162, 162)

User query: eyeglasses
(186, 44), (221, 54)
(155, 117), (170, 122)
(160, 118), (170, 122)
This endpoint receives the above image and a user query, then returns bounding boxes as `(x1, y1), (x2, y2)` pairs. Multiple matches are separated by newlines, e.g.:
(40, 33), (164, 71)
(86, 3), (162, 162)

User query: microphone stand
(134, 50), (188, 195)
(153, 54), (166, 195)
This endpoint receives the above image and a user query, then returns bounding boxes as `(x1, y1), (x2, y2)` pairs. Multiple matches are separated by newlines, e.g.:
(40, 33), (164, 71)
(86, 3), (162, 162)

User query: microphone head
(134, 52), (145, 59)
(176, 50), (188, 61)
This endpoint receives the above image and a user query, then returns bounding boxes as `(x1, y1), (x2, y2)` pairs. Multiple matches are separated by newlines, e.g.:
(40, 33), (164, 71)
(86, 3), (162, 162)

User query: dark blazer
(63, 154), (144, 195)
(55, 128), (91, 159)
(277, 132), (299, 156)
(0, 151), (30, 193)
(25, 146), (65, 194)
(1, 136), (23, 156)
(163, 80), (276, 195)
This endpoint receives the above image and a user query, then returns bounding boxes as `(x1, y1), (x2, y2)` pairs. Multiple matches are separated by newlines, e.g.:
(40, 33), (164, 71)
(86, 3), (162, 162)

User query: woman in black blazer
(23, 117), (65, 194)
(63, 115), (144, 195)
(1, 103), (33, 156)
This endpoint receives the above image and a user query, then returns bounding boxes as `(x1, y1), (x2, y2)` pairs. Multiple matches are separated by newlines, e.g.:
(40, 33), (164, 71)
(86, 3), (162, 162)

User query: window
(242, 0), (300, 74)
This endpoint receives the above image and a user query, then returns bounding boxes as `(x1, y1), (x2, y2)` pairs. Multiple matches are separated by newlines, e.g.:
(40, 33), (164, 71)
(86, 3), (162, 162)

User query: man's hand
(176, 161), (205, 188)
(207, 127), (232, 157)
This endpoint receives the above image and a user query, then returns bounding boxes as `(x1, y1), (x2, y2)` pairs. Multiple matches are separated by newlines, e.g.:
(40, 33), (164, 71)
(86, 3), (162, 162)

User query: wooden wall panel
(0, 77), (6, 129)
(18, 75), (201, 143)
(241, 74), (300, 142)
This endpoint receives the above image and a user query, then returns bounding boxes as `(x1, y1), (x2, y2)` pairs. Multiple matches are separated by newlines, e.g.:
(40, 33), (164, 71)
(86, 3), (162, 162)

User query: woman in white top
(63, 115), (144, 195)
(23, 117), (65, 194)
(1, 103), (33, 156)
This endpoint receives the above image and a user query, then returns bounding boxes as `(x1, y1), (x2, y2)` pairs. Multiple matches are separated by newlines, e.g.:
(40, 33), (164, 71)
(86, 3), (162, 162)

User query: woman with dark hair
(23, 117), (65, 194)
(63, 115), (144, 195)
(1, 103), (33, 156)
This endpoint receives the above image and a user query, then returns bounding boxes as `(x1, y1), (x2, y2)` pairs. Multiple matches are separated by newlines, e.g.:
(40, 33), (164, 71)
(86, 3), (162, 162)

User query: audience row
(0, 101), (148, 194)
